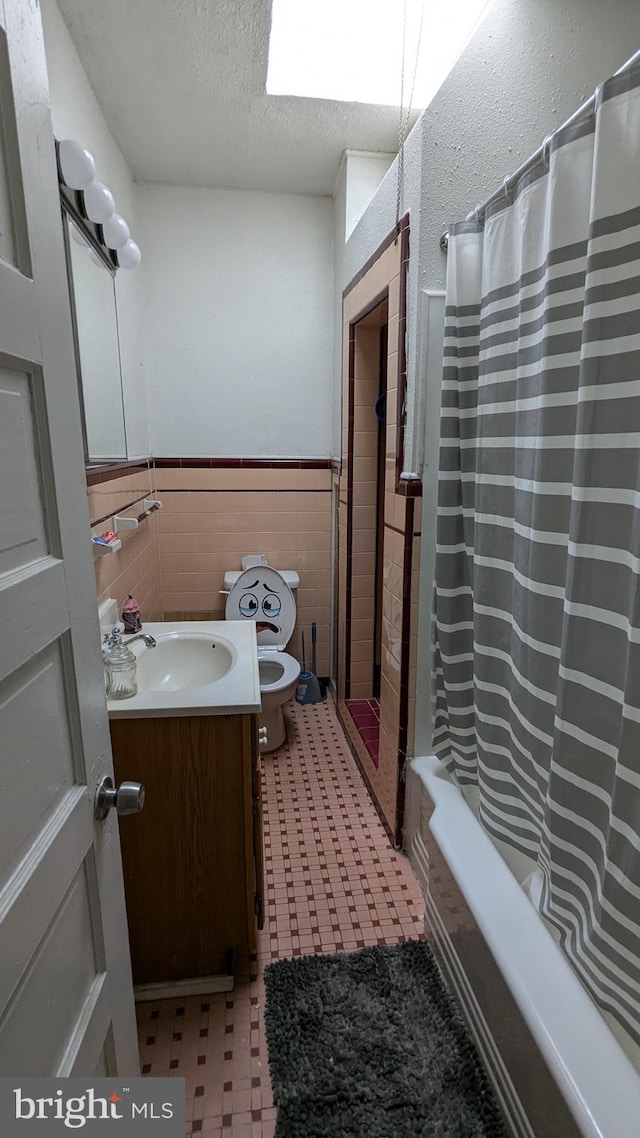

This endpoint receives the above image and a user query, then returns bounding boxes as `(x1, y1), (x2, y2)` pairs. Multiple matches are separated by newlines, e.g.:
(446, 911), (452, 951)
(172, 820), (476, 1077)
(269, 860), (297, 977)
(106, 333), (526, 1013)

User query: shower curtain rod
(440, 45), (640, 253)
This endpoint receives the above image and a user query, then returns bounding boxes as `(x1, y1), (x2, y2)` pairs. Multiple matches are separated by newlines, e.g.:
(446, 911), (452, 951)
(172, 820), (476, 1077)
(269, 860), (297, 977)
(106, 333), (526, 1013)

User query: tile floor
(136, 696), (425, 1137)
(345, 697), (380, 765)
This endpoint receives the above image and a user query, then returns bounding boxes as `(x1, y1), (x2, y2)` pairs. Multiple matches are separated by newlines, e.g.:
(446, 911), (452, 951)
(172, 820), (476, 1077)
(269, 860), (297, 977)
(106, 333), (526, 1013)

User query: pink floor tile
(137, 696), (424, 1135)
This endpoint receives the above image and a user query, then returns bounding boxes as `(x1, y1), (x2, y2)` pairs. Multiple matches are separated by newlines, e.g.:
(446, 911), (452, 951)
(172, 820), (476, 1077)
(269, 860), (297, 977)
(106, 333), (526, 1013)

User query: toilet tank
(223, 569), (300, 591)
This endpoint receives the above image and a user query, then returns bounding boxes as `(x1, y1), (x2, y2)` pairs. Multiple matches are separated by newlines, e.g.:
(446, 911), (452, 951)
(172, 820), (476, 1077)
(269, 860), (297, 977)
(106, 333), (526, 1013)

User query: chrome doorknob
(95, 775), (145, 820)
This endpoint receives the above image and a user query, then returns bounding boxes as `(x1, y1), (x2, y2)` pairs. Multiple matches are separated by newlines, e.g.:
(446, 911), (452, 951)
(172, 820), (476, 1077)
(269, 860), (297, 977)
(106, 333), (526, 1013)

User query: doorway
(337, 215), (413, 844)
(344, 296), (388, 766)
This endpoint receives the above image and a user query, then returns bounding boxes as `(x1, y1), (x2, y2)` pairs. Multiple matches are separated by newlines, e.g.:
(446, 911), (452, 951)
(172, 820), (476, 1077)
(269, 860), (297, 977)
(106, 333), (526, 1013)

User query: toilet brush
(311, 621), (327, 700)
(296, 629), (323, 704)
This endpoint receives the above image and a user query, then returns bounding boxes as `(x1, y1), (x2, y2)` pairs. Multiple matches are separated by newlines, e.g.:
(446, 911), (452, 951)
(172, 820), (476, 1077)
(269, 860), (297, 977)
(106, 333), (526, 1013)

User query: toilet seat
(225, 565), (296, 652)
(258, 652), (300, 692)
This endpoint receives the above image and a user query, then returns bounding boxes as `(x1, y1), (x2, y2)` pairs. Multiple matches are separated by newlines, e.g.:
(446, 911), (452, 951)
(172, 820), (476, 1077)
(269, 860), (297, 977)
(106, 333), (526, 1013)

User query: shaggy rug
(264, 939), (507, 1138)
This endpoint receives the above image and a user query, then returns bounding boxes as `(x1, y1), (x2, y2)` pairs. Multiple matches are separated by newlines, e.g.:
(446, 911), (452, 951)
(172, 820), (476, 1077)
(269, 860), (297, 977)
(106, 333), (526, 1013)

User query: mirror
(64, 213), (127, 461)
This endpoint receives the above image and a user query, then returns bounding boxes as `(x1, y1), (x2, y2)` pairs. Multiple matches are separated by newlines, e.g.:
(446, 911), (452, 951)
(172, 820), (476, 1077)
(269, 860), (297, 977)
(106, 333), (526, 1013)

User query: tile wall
(88, 462), (163, 621)
(88, 461), (333, 676)
(153, 463), (334, 678)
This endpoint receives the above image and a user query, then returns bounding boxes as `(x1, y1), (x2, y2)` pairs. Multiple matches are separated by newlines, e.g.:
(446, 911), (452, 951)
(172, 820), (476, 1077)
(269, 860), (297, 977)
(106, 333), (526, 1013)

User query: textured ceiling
(56, 0), (413, 196)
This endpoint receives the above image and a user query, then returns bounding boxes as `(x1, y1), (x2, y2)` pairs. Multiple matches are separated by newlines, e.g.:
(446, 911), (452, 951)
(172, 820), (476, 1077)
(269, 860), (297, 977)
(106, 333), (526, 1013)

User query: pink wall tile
(352, 504), (377, 531)
(88, 471), (154, 526)
(94, 517), (162, 622)
(351, 596), (374, 622)
(351, 582), (375, 617)
(296, 469), (332, 491)
(153, 467), (333, 674)
(388, 274), (400, 319)
(352, 481), (377, 508)
(351, 528), (376, 556)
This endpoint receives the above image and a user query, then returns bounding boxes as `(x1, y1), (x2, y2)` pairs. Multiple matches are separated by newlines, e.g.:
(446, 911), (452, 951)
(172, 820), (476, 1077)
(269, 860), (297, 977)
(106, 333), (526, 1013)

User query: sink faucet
(124, 633), (157, 649)
(102, 629), (157, 654)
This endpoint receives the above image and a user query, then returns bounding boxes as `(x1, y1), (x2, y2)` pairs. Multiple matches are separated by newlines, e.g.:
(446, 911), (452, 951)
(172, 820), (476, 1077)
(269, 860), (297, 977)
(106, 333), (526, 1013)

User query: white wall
(341, 151), (396, 242)
(137, 184), (334, 458)
(342, 120), (425, 477)
(341, 0), (640, 756)
(333, 158), (349, 459)
(40, 0), (149, 458)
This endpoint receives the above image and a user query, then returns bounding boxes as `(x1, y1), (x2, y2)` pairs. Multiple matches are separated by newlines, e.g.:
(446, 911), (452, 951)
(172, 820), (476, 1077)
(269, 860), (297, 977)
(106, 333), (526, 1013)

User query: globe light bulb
(57, 139), (95, 190)
(117, 239), (141, 270)
(83, 180), (115, 223)
(101, 213), (130, 249)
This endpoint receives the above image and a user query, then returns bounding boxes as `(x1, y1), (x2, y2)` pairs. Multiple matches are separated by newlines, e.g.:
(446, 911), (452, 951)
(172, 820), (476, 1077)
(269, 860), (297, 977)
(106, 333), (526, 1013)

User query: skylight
(267, 0), (497, 109)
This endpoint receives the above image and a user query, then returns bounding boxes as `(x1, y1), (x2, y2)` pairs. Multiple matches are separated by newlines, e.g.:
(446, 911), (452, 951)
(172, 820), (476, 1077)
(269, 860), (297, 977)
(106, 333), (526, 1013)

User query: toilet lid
(225, 565), (296, 651)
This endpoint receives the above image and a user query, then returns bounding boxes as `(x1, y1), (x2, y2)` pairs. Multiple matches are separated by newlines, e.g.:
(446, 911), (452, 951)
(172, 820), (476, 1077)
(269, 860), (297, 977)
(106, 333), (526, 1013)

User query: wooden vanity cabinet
(110, 712), (264, 989)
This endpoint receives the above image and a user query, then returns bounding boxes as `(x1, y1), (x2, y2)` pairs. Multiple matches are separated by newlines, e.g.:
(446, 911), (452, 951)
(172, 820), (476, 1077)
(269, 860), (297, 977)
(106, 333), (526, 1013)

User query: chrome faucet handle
(101, 628), (121, 655)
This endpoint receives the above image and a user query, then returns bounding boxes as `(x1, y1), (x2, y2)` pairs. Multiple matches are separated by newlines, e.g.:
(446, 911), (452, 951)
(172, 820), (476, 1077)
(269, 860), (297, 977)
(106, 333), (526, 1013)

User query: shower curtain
(433, 59), (640, 1047)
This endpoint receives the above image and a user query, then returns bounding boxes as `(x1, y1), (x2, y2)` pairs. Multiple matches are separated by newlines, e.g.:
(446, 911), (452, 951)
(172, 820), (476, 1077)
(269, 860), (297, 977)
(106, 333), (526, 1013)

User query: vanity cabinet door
(110, 713), (261, 988)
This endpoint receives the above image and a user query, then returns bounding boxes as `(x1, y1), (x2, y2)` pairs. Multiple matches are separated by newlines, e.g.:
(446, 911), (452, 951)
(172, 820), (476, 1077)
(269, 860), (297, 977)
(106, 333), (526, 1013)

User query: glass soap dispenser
(103, 627), (138, 700)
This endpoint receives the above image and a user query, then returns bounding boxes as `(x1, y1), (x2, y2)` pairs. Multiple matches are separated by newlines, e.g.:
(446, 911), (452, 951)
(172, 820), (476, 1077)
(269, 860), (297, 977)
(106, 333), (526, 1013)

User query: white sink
(107, 620), (261, 719)
(135, 631), (234, 692)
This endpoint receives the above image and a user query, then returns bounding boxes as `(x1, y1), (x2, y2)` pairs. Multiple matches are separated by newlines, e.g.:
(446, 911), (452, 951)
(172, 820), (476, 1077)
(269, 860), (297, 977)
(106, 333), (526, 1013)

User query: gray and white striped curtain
(433, 58), (640, 1048)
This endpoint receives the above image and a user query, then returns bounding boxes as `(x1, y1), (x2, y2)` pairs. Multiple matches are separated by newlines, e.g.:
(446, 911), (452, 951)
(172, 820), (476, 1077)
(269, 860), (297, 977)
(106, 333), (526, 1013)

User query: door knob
(95, 775), (145, 820)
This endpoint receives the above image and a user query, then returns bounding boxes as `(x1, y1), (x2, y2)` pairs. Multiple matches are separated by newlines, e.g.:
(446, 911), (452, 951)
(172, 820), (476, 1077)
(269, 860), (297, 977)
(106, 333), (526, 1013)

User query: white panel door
(0, 0), (139, 1075)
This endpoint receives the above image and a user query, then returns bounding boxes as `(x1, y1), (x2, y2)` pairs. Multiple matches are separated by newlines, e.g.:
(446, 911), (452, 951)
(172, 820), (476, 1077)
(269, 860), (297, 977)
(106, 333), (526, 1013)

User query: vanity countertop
(106, 620), (261, 719)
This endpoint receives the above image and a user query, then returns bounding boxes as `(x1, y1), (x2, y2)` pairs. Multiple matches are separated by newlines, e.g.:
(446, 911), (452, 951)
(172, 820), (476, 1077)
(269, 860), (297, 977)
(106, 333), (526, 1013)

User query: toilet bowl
(224, 561), (300, 751)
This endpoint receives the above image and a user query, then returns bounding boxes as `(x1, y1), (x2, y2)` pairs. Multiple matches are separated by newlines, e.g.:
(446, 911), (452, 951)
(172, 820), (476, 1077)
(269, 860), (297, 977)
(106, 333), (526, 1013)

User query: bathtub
(407, 755), (640, 1138)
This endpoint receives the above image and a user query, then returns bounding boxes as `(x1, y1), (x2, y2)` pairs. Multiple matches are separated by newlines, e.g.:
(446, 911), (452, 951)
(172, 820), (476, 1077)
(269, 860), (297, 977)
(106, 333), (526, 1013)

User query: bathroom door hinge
(254, 892), (263, 919)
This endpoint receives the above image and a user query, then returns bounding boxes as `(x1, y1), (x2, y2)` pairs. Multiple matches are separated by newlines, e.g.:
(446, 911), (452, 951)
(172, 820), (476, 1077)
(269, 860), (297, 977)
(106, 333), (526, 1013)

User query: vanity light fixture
(56, 137), (142, 270)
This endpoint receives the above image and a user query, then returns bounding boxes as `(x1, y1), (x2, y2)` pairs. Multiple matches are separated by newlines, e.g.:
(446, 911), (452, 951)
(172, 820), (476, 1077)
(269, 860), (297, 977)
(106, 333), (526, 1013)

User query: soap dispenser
(103, 628), (138, 699)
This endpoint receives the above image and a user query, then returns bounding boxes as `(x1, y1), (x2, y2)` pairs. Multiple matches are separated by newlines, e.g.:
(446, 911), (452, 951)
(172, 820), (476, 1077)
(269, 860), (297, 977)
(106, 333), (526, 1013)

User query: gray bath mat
(264, 939), (507, 1138)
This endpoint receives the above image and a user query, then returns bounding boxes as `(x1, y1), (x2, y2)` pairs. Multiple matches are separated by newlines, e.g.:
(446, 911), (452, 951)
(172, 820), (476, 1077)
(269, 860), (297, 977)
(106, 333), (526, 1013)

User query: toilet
(224, 557), (300, 751)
